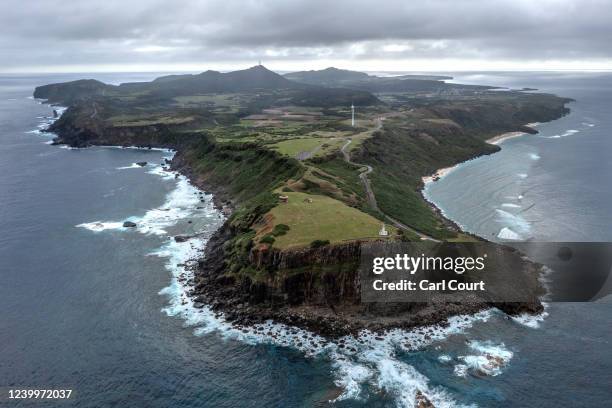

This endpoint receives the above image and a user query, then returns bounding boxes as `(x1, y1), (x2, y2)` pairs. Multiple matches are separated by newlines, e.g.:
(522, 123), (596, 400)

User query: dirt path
(340, 119), (439, 242)
(89, 102), (98, 119)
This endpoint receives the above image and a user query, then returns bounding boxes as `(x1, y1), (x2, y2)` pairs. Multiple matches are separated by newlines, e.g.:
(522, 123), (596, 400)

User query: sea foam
(495, 209), (531, 241)
(546, 129), (580, 139)
(455, 341), (513, 377)
(501, 203), (521, 209)
(116, 163), (144, 170)
(76, 221), (125, 232)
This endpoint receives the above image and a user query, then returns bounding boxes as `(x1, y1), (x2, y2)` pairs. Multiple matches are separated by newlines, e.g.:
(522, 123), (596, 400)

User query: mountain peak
(244, 64), (275, 73)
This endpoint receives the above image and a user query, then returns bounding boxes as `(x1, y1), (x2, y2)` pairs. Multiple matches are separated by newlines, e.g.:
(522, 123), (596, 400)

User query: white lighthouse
(351, 103), (355, 127)
(379, 223), (389, 236)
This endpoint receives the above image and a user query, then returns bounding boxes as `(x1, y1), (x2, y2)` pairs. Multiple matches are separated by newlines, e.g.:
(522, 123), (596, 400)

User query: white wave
(25, 103), (66, 140)
(546, 129), (580, 139)
(512, 266), (553, 328)
(134, 176), (213, 235)
(76, 221), (125, 232)
(76, 168), (214, 235)
(501, 203), (521, 209)
(147, 164), (175, 180)
(373, 358), (462, 408)
(511, 310), (549, 328)
(116, 163), (144, 170)
(330, 355), (373, 402)
(453, 364), (468, 377)
(497, 227), (521, 240)
(495, 209), (530, 232)
(528, 153), (541, 160)
(438, 354), (452, 363)
(455, 341), (513, 377)
(495, 209), (531, 238)
(582, 122), (595, 127)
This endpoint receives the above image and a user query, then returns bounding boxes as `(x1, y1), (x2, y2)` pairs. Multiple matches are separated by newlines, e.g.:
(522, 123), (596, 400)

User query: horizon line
(2, 67), (612, 76)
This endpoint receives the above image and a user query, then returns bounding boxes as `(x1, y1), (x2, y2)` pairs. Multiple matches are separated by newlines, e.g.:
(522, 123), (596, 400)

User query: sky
(2, 0), (612, 73)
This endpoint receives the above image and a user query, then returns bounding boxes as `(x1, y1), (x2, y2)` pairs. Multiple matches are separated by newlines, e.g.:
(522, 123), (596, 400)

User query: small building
(279, 195), (289, 203)
(379, 223), (389, 236)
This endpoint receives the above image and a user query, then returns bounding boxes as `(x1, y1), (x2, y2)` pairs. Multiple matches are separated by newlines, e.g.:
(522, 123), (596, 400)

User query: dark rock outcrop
(192, 224), (544, 338)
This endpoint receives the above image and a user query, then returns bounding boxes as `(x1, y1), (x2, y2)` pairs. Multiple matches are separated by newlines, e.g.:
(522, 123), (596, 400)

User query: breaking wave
(501, 203), (521, 209)
(116, 163), (145, 169)
(497, 227), (522, 240)
(454, 341), (513, 377)
(495, 208), (531, 241)
(76, 221), (125, 232)
(545, 129), (580, 139)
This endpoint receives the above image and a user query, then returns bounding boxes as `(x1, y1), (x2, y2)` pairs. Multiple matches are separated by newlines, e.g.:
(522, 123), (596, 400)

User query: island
(34, 65), (572, 337)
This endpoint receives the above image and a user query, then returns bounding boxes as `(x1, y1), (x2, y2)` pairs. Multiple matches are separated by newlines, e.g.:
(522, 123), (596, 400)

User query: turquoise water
(0, 72), (609, 407)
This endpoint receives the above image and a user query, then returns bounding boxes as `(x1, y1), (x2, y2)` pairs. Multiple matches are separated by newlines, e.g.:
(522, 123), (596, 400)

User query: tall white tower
(351, 103), (355, 127)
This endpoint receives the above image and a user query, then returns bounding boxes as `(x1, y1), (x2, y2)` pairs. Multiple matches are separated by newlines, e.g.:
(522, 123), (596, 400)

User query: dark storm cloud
(1, 0), (611, 71)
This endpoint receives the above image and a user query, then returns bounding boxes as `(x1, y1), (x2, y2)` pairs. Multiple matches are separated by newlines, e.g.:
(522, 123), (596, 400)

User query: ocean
(0, 72), (609, 407)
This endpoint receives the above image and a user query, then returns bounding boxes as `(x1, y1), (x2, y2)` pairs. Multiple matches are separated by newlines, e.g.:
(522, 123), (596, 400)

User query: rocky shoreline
(187, 213), (543, 339)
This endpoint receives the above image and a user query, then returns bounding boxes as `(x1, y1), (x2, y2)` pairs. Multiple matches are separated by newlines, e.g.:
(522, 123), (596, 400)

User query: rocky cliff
(192, 226), (544, 337)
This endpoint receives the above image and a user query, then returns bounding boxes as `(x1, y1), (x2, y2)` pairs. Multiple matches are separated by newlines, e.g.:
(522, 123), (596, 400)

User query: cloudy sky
(2, 0), (611, 73)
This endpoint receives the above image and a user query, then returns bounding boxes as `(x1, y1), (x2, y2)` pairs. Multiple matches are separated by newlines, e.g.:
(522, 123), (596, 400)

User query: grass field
(271, 137), (345, 158)
(265, 192), (395, 249)
(108, 114), (195, 127)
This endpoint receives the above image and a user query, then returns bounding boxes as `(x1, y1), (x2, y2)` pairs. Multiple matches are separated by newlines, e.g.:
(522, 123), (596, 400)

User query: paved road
(340, 119), (439, 242)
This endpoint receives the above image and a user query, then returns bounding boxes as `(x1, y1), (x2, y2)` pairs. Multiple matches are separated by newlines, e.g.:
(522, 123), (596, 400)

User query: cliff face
(193, 229), (544, 337)
(48, 105), (204, 149)
(247, 241), (362, 306)
(33, 79), (112, 104)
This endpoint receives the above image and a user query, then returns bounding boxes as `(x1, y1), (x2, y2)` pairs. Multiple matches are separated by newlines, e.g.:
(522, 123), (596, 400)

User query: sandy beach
(422, 165), (460, 185)
(485, 123), (540, 145)
(423, 123), (541, 185)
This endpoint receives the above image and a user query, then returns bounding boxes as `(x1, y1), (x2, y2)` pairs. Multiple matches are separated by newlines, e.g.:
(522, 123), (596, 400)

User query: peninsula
(34, 66), (572, 337)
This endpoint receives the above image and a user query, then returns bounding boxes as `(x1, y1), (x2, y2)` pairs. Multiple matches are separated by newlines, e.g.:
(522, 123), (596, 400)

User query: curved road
(340, 119), (439, 242)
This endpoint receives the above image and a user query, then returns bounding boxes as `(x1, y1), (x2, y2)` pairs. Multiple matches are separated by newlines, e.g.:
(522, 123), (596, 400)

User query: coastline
(485, 122), (539, 145)
(422, 123), (540, 188)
